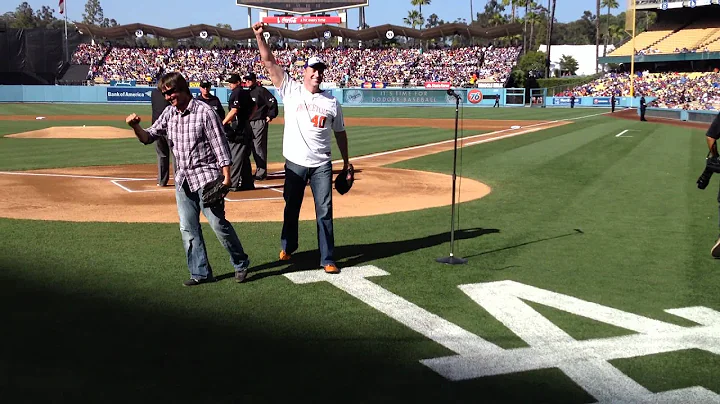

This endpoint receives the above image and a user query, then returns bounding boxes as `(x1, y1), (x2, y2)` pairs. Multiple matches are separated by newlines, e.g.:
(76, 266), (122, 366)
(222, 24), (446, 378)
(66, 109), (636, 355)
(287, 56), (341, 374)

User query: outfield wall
(544, 96), (657, 109)
(2, 86), (715, 123)
(0, 85), (508, 107)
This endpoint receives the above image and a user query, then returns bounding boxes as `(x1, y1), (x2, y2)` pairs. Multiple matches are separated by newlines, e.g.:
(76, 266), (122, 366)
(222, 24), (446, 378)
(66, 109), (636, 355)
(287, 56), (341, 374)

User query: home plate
(510, 125), (521, 129)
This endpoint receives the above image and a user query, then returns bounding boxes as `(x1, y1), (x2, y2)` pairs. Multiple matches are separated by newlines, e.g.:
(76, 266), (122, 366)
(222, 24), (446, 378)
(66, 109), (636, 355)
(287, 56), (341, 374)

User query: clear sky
(1, 0), (608, 28)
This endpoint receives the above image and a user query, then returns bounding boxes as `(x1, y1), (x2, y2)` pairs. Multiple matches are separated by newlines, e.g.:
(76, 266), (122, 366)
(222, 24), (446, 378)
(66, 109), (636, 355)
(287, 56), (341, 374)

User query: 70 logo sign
(467, 89), (484, 104)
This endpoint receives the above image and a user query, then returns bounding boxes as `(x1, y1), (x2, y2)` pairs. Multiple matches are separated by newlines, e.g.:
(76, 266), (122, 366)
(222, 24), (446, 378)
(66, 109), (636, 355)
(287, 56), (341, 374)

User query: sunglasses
(161, 87), (177, 96)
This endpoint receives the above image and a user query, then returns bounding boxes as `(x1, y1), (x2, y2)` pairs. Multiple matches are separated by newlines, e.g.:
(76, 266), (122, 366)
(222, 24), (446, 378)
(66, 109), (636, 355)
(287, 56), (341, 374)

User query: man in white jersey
(253, 21), (351, 274)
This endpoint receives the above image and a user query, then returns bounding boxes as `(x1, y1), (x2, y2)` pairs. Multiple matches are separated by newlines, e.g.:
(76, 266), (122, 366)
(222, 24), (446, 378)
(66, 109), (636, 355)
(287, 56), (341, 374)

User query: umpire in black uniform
(221, 73), (257, 191)
(639, 94), (648, 121)
(196, 81), (225, 121)
(151, 87), (172, 186)
(243, 72), (278, 181)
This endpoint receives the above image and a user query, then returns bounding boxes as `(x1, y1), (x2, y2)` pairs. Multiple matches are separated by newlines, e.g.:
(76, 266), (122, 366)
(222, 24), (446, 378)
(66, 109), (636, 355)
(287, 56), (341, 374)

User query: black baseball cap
(199, 81), (212, 88)
(227, 73), (242, 83)
(243, 72), (257, 81)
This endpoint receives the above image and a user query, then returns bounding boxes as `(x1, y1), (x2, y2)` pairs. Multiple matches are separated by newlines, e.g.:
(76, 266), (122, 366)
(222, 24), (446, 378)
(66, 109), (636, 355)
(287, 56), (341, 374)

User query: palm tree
(546, 0), (556, 77)
(425, 13), (440, 29)
(490, 13), (507, 27)
(526, 7), (543, 52)
(411, 0), (431, 29)
(403, 8), (424, 44)
(601, 0), (619, 56)
(502, 0), (522, 21)
(608, 24), (626, 48)
(596, 0), (600, 73)
(522, 0), (534, 54)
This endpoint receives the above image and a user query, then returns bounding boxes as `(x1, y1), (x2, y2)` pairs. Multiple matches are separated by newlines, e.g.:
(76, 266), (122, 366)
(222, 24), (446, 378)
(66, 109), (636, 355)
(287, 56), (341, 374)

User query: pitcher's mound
(6, 126), (135, 139)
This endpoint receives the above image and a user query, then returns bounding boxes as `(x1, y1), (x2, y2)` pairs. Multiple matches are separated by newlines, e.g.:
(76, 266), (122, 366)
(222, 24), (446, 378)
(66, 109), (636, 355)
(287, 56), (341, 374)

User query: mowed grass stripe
(0, 102), (612, 121)
(0, 124), (467, 171)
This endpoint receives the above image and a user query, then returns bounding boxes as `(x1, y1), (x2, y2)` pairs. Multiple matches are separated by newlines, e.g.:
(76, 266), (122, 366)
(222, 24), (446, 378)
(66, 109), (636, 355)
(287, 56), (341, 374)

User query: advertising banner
(425, 81), (451, 90)
(262, 16), (342, 24)
(552, 97), (582, 105)
(107, 88), (153, 102)
(109, 80), (137, 87)
(107, 87), (213, 102)
(592, 97), (611, 106)
(343, 89), (463, 105)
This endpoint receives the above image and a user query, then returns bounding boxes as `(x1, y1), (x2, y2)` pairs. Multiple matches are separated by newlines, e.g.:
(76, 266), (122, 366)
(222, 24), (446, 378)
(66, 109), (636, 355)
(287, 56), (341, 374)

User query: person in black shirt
(639, 94), (647, 121)
(243, 72), (278, 181)
(221, 73), (257, 191)
(196, 81), (225, 121)
(151, 87), (172, 186)
(706, 112), (720, 257)
(611, 93), (616, 113)
(570, 94), (576, 109)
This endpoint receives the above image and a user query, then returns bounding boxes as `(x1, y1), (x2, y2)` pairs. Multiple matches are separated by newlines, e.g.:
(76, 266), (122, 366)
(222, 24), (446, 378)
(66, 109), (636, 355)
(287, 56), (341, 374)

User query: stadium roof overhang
(599, 51), (720, 64)
(74, 22), (523, 41)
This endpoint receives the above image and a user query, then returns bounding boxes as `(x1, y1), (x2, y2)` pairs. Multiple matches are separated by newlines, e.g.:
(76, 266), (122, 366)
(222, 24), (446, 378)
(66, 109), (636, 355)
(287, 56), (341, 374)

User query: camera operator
(705, 111), (720, 257)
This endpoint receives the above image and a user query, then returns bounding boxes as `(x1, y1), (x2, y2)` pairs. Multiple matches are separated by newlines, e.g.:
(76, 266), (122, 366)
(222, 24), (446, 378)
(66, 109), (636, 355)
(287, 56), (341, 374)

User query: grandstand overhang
(73, 22), (523, 41)
(599, 51), (720, 64)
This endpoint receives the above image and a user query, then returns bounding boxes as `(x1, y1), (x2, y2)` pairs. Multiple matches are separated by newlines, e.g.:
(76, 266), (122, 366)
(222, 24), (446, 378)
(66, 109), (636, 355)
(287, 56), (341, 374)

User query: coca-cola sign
(262, 16), (342, 24)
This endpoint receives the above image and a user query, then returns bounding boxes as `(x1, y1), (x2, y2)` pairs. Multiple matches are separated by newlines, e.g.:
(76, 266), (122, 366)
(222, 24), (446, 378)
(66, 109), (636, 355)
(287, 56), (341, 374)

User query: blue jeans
(281, 160), (335, 266)
(176, 180), (249, 280)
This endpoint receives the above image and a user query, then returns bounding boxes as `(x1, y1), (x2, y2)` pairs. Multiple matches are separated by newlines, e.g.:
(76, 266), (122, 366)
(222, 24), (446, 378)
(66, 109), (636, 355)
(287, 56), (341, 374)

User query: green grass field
(2, 104), (720, 403)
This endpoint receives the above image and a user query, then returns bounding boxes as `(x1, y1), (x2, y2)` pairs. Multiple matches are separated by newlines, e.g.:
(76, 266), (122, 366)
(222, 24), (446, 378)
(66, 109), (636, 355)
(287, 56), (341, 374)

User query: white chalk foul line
(0, 171), (148, 181)
(225, 196), (284, 202)
(332, 111), (611, 165)
(110, 180), (137, 193)
(1, 111), (610, 195)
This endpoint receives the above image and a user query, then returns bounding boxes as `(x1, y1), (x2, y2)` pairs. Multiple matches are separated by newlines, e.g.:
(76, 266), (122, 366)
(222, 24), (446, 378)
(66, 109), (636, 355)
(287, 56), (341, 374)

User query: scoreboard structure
(236, 1), (369, 15)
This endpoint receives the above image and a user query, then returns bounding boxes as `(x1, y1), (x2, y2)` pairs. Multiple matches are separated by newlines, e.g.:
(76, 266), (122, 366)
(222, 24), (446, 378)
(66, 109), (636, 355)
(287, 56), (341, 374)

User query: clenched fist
(252, 22), (265, 36)
(126, 113), (141, 127)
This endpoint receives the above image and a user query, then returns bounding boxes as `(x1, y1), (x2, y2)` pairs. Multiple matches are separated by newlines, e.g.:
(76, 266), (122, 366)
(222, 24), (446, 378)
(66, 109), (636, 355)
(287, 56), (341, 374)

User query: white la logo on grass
(285, 266), (720, 403)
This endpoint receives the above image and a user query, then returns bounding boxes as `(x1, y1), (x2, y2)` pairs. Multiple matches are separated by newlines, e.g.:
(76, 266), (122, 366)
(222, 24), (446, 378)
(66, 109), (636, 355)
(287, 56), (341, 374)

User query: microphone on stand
(437, 86), (467, 265)
(446, 88), (461, 99)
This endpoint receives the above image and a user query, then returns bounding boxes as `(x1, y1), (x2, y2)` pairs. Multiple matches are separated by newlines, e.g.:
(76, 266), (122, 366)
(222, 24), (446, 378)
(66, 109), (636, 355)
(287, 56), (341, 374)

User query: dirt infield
(0, 114), (550, 130)
(0, 116), (570, 223)
(7, 126), (135, 139)
(611, 108), (712, 130)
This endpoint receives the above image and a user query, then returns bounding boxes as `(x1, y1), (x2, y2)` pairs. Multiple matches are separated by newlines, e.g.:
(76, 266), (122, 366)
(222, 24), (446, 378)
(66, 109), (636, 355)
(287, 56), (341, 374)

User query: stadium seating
(69, 43), (520, 88)
(564, 71), (720, 110)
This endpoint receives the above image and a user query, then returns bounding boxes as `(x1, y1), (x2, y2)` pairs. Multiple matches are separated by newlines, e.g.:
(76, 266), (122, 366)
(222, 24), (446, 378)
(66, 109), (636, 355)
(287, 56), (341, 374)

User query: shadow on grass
(463, 229), (585, 259)
(236, 228), (500, 283)
(0, 252), (593, 404)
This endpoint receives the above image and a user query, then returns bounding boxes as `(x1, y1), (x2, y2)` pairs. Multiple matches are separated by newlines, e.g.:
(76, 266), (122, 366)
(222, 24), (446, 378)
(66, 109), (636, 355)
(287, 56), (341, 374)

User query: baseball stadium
(2, 0), (720, 402)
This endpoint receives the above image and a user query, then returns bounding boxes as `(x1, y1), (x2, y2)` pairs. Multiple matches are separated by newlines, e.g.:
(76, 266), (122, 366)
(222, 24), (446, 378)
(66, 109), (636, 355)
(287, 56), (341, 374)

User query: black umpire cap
(227, 73), (242, 84)
(243, 72), (257, 82)
(199, 81), (212, 89)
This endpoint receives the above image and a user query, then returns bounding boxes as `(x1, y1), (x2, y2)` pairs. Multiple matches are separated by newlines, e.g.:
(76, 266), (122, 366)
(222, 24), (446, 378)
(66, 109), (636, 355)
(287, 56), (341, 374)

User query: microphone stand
(436, 92), (468, 265)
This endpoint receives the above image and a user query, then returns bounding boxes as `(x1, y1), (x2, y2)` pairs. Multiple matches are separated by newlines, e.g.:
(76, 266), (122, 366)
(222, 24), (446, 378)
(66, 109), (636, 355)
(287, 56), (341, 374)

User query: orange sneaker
(324, 264), (340, 274)
(279, 250), (292, 261)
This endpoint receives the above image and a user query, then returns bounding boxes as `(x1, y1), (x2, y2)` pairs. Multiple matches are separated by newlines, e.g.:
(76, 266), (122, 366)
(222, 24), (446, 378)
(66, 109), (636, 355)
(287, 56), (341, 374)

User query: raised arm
(252, 22), (285, 88)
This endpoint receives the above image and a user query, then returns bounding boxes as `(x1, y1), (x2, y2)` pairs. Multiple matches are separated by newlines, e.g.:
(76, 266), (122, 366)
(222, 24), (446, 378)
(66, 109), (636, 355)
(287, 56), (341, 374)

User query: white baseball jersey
(278, 71), (345, 168)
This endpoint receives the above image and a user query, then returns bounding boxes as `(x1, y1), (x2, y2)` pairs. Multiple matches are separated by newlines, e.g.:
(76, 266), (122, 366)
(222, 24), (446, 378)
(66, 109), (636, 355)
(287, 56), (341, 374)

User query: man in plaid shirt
(126, 72), (251, 286)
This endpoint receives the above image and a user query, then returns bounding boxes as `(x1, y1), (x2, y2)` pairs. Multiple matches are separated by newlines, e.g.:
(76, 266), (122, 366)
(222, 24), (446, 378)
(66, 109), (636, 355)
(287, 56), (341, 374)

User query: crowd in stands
(70, 43), (521, 88)
(70, 43), (108, 65)
(559, 71), (720, 110)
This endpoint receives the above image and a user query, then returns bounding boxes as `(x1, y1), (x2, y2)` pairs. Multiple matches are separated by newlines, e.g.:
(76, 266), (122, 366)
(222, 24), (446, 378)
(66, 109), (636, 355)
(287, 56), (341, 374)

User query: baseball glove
(335, 164), (354, 195)
(707, 155), (720, 173)
(201, 175), (229, 207)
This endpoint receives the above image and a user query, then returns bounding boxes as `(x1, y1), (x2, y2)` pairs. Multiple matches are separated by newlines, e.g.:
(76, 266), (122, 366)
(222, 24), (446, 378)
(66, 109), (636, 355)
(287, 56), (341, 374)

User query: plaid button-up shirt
(146, 98), (232, 192)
